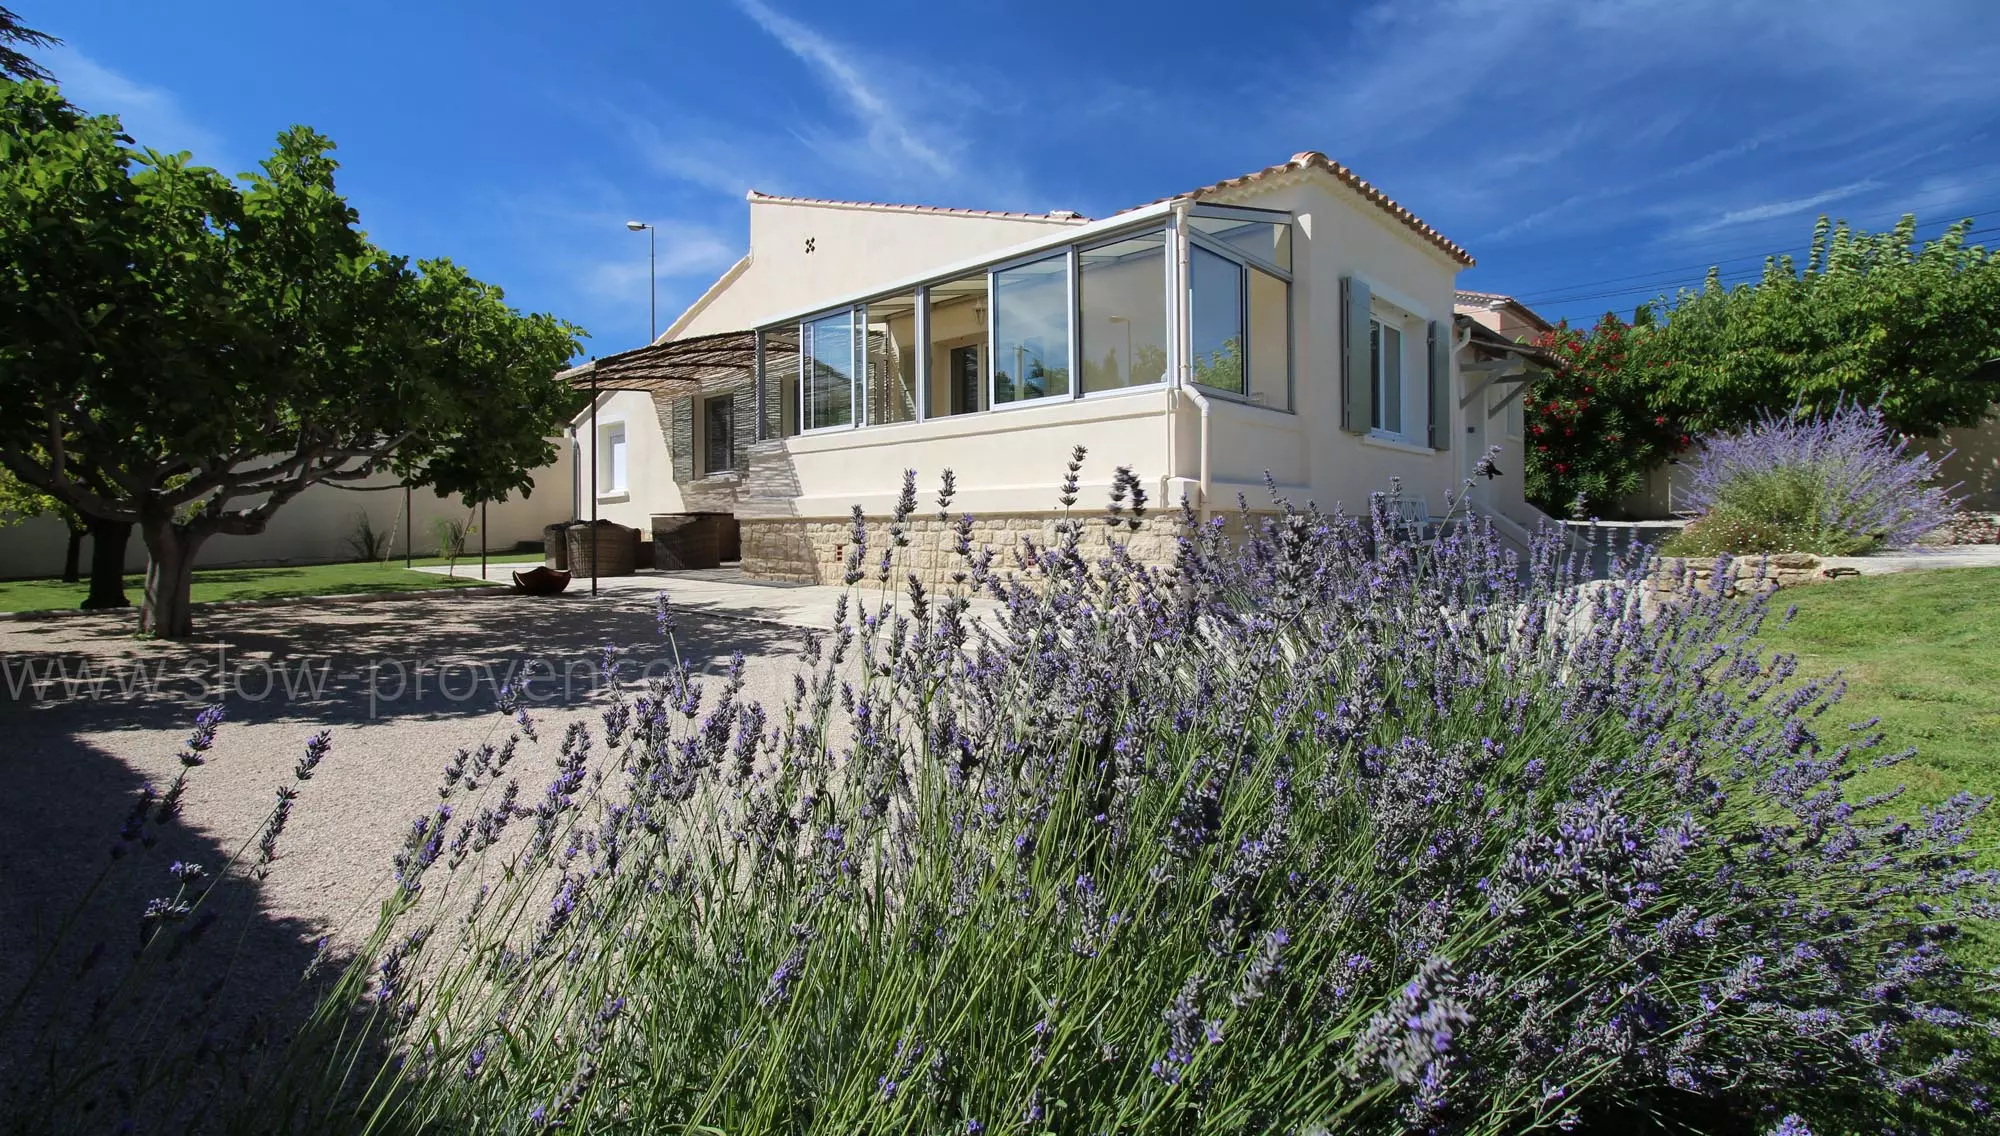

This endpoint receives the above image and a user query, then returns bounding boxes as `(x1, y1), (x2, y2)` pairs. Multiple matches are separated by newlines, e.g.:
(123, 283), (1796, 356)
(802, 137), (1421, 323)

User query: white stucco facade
(573, 153), (1556, 583)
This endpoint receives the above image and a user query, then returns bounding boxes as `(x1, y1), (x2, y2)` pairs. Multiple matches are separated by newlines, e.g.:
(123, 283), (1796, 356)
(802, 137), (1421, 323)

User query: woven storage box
(652, 514), (722, 570)
(566, 520), (637, 577)
(542, 523), (570, 570)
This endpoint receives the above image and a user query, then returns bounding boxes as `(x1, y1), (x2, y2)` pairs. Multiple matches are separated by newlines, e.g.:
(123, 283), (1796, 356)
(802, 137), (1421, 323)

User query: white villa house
(563, 151), (1558, 584)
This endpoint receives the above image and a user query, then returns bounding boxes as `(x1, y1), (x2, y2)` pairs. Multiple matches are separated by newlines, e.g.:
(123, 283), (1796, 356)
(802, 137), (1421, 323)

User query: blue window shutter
(1428, 319), (1450, 450)
(1341, 276), (1373, 433)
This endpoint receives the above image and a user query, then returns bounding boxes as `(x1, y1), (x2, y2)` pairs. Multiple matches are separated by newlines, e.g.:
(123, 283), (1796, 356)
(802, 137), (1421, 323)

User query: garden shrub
(12, 455), (1997, 1135)
(1663, 402), (1958, 557)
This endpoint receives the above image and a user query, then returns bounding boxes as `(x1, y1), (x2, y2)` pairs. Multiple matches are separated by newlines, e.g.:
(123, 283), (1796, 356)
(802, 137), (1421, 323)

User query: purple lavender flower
(1679, 399), (1958, 551)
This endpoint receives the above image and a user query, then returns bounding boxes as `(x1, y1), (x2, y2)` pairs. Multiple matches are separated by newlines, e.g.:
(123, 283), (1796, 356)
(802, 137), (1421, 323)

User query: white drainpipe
(1179, 384), (1213, 522)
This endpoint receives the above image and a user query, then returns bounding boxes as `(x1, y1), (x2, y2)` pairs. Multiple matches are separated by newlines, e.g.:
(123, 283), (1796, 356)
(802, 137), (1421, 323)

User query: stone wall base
(741, 512), (1183, 588)
(1646, 552), (1855, 598)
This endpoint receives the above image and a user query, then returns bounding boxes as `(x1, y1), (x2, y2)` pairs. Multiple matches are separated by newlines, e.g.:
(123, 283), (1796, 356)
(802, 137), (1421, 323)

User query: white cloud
(731, 0), (954, 181)
(1688, 180), (1884, 233)
(45, 48), (224, 163)
(1278, 0), (2000, 253)
(577, 222), (739, 300)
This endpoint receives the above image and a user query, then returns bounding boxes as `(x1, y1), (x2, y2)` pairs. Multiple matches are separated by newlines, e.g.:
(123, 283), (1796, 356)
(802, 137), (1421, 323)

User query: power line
(1485, 163), (2000, 275)
(1522, 222), (2000, 314)
(1511, 207), (2000, 305)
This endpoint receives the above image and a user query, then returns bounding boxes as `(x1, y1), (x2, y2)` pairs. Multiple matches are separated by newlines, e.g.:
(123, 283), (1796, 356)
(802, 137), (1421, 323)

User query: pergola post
(589, 368), (599, 596)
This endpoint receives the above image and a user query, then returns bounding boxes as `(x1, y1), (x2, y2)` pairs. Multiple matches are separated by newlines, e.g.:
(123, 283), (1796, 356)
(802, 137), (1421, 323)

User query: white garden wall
(0, 448), (575, 580)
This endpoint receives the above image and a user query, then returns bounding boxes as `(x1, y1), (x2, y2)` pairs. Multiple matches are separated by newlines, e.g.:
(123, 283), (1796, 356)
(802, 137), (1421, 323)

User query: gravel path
(0, 587), (808, 1113)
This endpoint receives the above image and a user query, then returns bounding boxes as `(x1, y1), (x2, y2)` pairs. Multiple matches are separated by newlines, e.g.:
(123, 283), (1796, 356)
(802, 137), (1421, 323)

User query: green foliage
(0, 5), (56, 83)
(1192, 337), (1244, 393)
(343, 509), (391, 562)
(429, 513), (473, 576)
(0, 466), (62, 526)
(1658, 473), (1878, 557)
(1521, 313), (1684, 517)
(0, 560), (489, 612)
(0, 78), (586, 635)
(1654, 216), (2000, 436)
(1522, 214), (2000, 517)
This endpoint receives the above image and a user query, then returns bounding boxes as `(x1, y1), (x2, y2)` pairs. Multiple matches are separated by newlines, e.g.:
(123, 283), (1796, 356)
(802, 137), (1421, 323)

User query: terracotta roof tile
(744, 189), (1088, 223)
(1453, 289), (1555, 332)
(743, 152), (1471, 266)
(1139, 151), (1474, 267)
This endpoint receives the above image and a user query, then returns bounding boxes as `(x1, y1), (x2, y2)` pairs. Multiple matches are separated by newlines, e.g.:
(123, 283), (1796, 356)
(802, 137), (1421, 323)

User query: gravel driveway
(0, 587), (808, 1116)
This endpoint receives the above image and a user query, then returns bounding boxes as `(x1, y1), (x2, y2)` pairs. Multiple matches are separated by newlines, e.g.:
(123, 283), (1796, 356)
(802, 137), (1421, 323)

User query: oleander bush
(10, 454), (1997, 1136)
(1662, 402), (1958, 557)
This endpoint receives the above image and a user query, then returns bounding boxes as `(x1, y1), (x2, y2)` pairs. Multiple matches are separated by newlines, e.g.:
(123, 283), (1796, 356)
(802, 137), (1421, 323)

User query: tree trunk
(61, 522), (85, 584)
(80, 518), (133, 610)
(138, 521), (207, 639)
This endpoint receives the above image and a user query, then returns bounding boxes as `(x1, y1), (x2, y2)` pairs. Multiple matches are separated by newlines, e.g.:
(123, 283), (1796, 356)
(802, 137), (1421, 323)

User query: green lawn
(1758, 566), (2000, 861)
(0, 560), (499, 613)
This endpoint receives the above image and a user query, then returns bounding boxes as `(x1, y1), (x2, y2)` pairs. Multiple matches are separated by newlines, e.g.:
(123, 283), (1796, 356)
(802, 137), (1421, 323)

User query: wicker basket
(565, 520), (638, 577)
(651, 514), (721, 570)
(542, 523), (570, 571)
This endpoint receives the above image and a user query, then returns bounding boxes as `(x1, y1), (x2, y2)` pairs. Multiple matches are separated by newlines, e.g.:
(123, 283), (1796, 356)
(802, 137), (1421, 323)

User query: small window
(703, 397), (734, 475)
(1188, 214), (1291, 271)
(1370, 318), (1403, 435)
(598, 421), (627, 495)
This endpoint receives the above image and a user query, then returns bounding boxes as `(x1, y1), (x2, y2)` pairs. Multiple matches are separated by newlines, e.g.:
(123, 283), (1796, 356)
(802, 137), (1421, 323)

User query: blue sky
(30, 0), (2000, 354)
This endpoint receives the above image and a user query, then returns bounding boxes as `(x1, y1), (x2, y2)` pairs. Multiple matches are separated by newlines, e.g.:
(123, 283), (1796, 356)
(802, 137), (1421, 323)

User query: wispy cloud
(730, 0), (954, 180)
(46, 48), (225, 165)
(618, 112), (791, 200)
(1281, 0), (2000, 260)
(1687, 180), (1884, 234)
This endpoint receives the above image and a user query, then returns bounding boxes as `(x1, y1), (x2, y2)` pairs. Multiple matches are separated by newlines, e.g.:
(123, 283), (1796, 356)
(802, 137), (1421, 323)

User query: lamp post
(625, 220), (656, 341)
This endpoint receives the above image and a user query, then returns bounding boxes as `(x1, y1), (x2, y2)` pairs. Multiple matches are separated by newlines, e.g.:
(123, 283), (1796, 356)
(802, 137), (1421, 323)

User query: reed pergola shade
(559, 328), (797, 395)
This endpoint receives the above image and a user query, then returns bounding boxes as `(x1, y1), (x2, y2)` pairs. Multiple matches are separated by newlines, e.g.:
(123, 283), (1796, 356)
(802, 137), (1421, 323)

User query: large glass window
(927, 272), (987, 416)
(1189, 225), (1291, 408)
(992, 253), (1071, 405)
(864, 291), (920, 425)
(1189, 245), (1244, 395)
(1189, 214), (1291, 271)
(1247, 266), (1289, 409)
(1079, 230), (1167, 394)
(802, 308), (856, 430)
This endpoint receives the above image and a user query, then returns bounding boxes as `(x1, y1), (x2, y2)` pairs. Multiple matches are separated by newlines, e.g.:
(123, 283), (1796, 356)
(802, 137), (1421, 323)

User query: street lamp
(625, 220), (656, 341)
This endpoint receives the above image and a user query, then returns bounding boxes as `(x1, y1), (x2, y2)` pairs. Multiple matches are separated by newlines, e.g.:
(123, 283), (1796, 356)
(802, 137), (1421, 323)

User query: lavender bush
(15, 456), (1995, 1135)
(1668, 401), (1959, 556)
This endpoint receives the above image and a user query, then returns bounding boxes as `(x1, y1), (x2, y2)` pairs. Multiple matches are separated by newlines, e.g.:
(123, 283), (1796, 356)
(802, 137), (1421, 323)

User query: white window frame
(750, 205), (1300, 434)
(985, 246), (1076, 413)
(1184, 205), (1293, 412)
(797, 305), (863, 434)
(596, 418), (628, 500)
(1366, 302), (1422, 446)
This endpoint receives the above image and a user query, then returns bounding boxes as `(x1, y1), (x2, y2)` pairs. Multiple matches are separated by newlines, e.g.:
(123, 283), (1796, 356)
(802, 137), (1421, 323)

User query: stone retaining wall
(742, 512), (1184, 587)
(1646, 552), (1857, 598)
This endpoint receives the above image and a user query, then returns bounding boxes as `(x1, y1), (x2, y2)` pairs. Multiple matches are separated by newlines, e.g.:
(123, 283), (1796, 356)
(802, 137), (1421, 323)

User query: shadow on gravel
(0, 727), (342, 1135)
(0, 589), (810, 1133)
